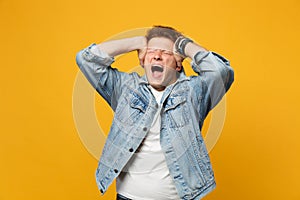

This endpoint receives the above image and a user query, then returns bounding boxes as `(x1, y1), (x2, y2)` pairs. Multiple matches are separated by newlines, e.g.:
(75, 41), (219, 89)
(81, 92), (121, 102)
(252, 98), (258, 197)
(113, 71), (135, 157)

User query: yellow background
(1, 0), (300, 199)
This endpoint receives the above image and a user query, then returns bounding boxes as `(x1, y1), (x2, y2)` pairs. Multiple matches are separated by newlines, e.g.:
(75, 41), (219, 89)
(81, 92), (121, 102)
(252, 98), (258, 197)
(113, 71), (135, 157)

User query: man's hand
(174, 36), (208, 61)
(137, 36), (147, 67)
(173, 36), (189, 67)
(173, 52), (184, 68)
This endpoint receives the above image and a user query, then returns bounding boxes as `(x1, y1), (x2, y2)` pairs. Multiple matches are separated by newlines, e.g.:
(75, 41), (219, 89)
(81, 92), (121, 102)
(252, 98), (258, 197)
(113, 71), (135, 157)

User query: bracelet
(174, 36), (193, 57)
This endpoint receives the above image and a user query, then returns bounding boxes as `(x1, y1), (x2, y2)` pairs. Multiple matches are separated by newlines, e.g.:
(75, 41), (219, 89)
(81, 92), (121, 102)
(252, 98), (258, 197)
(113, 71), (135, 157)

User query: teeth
(151, 65), (163, 72)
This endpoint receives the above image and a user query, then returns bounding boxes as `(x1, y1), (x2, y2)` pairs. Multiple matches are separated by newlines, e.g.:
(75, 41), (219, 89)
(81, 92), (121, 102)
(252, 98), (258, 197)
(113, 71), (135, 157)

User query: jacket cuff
(82, 43), (114, 66)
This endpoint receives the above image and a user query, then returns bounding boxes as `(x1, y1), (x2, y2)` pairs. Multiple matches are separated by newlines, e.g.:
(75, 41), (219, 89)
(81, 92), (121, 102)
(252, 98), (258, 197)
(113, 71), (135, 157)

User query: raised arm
(174, 36), (234, 114)
(96, 36), (147, 58)
(76, 36), (147, 110)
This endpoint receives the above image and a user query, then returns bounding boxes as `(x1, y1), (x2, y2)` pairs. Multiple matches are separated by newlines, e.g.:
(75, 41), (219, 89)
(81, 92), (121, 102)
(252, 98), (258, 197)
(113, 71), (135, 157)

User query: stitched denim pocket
(115, 90), (148, 126)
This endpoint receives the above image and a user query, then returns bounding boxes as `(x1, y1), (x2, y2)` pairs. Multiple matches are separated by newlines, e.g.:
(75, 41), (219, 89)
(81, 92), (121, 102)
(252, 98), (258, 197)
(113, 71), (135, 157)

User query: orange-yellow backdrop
(1, 0), (300, 199)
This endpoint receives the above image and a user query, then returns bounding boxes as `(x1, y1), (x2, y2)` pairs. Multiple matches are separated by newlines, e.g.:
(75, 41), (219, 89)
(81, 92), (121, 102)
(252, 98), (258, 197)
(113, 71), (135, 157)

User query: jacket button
(100, 189), (103, 193)
(114, 169), (118, 173)
(155, 104), (159, 109)
(129, 148), (134, 152)
(143, 127), (147, 132)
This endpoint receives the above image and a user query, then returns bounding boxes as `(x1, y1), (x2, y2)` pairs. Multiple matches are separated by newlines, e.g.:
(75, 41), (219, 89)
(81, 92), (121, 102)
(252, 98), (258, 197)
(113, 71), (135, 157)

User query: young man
(76, 26), (234, 200)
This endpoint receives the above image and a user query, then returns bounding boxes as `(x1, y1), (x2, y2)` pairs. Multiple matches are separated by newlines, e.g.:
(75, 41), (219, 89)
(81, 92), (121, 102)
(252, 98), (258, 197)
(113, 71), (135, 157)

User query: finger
(138, 47), (147, 67)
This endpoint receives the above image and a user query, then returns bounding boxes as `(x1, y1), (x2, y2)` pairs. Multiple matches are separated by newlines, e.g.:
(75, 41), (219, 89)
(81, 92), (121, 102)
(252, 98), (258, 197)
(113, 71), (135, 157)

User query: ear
(176, 63), (182, 72)
(140, 60), (145, 68)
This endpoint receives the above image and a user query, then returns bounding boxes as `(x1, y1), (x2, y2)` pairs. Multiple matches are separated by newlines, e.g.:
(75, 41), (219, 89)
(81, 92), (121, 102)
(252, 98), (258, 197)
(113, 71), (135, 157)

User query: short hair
(145, 25), (182, 42)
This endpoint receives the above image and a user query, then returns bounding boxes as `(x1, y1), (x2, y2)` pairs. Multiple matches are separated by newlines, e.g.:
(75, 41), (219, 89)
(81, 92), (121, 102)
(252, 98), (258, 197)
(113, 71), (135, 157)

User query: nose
(153, 50), (162, 60)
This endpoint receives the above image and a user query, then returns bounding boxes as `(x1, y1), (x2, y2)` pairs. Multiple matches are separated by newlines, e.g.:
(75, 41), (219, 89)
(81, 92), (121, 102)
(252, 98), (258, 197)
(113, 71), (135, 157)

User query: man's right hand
(137, 36), (147, 67)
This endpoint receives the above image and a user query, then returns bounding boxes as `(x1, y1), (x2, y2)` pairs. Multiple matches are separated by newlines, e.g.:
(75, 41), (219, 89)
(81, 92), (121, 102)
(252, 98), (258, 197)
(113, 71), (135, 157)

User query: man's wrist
(127, 36), (147, 52)
(185, 42), (208, 59)
(174, 36), (193, 57)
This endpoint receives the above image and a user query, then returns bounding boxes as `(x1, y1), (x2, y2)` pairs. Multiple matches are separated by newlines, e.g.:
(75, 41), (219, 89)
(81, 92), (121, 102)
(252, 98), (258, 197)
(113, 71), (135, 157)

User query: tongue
(152, 70), (163, 78)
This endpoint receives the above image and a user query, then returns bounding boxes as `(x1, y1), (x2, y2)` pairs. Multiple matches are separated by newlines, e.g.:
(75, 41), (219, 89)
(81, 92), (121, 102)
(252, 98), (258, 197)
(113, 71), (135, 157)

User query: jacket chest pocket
(164, 96), (189, 128)
(115, 91), (148, 126)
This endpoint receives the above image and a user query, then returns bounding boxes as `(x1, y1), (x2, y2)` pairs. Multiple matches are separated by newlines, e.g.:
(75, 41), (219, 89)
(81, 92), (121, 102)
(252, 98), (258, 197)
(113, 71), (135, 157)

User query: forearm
(191, 49), (234, 110)
(184, 42), (208, 59)
(179, 38), (234, 110)
(76, 44), (130, 108)
(96, 36), (147, 57)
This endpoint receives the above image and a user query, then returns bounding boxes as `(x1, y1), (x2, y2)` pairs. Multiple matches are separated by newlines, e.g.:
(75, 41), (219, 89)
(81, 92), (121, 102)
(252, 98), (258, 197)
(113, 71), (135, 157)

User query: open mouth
(151, 65), (164, 73)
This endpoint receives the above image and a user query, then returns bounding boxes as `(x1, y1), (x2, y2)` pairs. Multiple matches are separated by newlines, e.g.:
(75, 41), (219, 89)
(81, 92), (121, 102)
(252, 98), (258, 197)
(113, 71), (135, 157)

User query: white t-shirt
(116, 86), (180, 200)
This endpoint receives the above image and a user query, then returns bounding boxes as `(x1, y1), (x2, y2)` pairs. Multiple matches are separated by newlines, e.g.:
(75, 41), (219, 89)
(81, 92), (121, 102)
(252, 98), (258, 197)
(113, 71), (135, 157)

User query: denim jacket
(76, 44), (234, 200)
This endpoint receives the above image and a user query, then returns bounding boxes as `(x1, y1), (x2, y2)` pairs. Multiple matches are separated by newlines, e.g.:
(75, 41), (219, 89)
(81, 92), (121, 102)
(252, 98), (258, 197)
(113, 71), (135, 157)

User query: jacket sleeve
(75, 44), (130, 110)
(191, 51), (234, 116)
